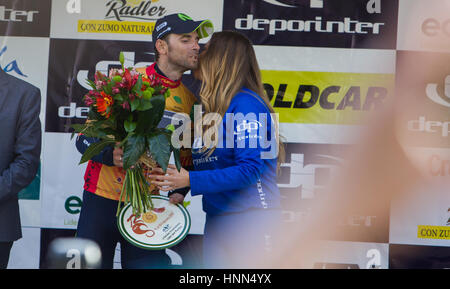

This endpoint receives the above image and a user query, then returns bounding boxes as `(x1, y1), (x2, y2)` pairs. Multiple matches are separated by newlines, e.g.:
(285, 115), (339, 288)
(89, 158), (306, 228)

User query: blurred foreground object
(46, 237), (101, 269)
(271, 49), (450, 268)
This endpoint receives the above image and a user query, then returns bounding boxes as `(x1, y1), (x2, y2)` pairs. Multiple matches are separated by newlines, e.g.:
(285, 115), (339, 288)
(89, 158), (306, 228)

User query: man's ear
(155, 38), (168, 56)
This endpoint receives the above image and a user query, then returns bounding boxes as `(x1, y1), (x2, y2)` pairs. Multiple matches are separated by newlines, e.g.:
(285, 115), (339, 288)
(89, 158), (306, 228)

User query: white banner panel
(40, 133), (87, 229)
(280, 123), (365, 144)
(255, 46), (396, 74)
(390, 147), (450, 246)
(50, 0), (223, 43)
(303, 240), (389, 269)
(397, 0), (450, 53)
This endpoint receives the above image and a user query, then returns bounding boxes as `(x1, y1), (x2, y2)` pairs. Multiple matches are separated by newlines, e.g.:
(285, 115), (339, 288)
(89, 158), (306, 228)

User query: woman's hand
(148, 164), (190, 191)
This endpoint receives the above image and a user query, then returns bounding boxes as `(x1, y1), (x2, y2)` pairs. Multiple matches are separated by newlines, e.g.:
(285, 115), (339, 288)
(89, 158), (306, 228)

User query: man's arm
(0, 87), (42, 203)
(75, 134), (115, 166)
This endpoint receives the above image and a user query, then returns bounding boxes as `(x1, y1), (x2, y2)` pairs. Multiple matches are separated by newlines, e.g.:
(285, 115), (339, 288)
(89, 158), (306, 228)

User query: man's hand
(113, 144), (123, 167)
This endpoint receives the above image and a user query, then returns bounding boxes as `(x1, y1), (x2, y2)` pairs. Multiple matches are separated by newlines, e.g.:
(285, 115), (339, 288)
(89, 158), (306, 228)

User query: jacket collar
(145, 63), (181, 89)
(0, 68), (9, 84)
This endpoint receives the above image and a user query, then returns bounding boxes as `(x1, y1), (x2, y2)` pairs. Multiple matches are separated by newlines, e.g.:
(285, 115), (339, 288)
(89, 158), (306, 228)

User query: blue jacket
(189, 87), (281, 215)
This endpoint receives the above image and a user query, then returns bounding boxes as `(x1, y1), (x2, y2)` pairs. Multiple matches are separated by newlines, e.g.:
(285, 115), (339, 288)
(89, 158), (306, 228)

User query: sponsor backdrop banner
(223, 0), (398, 49)
(0, 0), (51, 37)
(2, 0), (449, 268)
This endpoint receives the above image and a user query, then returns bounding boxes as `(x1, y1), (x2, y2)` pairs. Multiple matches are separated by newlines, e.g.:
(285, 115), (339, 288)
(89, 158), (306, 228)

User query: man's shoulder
(166, 84), (196, 114)
(1, 71), (40, 97)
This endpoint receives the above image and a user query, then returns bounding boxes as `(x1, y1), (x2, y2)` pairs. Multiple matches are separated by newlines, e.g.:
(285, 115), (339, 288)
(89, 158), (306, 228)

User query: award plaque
(117, 196), (191, 250)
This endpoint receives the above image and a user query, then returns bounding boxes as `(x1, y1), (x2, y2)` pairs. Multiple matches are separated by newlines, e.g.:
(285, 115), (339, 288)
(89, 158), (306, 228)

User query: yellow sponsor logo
(78, 20), (155, 34)
(417, 225), (450, 240)
(261, 70), (395, 124)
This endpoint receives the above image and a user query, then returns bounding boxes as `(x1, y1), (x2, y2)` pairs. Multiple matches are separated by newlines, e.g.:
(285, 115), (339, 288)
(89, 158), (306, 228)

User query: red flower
(84, 94), (94, 106)
(96, 91), (114, 118)
(122, 101), (130, 110)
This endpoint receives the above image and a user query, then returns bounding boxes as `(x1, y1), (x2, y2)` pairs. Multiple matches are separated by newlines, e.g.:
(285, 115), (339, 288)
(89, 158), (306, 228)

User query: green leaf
(86, 79), (97, 90)
(123, 134), (146, 170)
(130, 98), (140, 111)
(166, 124), (175, 132)
(114, 94), (124, 102)
(172, 147), (181, 172)
(148, 95), (166, 127)
(136, 74), (142, 91)
(104, 82), (113, 95)
(119, 51), (124, 68)
(137, 99), (153, 111)
(124, 120), (137, 133)
(70, 123), (88, 133)
(79, 139), (115, 165)
(148, 133), (171, 172)
(173, 95), (182, 104)
(142, 90), (152, 100)
(164, 90), (171, 99)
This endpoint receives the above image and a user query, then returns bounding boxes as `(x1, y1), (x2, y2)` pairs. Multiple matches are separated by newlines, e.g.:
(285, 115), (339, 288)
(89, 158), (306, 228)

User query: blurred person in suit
(0, 68), (41, 269)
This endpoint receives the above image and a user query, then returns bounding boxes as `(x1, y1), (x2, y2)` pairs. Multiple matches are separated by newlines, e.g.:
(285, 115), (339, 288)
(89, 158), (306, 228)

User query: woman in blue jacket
(149, 31), (285, 268)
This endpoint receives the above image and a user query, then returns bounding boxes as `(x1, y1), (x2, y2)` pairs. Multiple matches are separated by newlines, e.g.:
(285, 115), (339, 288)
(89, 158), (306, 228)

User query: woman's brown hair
(197, 30), (285, 168)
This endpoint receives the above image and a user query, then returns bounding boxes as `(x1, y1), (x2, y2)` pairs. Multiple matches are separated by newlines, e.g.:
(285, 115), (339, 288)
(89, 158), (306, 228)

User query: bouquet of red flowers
(72, 52), (181, 217)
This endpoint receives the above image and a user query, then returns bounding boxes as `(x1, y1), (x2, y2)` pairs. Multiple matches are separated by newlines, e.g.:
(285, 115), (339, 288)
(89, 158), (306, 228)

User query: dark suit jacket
(0, 69), (41, 242)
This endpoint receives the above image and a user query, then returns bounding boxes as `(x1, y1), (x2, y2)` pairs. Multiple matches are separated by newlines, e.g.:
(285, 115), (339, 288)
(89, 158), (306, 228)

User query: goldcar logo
(261, 70), (394, 124)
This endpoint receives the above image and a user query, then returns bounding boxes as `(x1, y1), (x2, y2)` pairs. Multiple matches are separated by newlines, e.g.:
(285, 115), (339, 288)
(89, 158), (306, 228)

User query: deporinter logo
(236, 15), (385, 36)
(408, 116), (450, 137)
(426, 75), (450, 108)
(234, 120), (262, 134)
(236, 0), (385, 35)
(422, 17), (450, 38)
(105, 0), (167, 21)
(278, 153), (344, 199)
